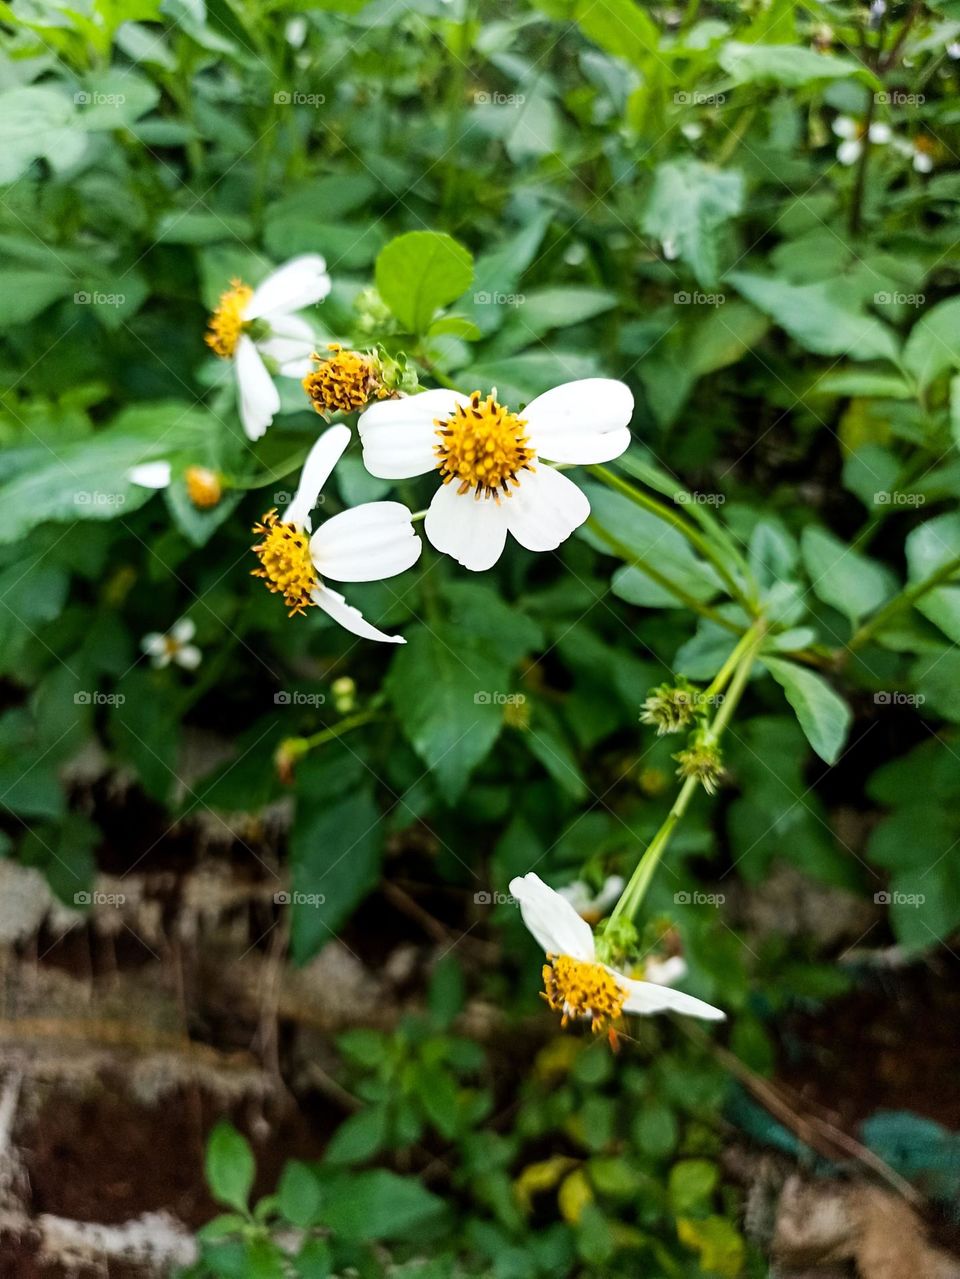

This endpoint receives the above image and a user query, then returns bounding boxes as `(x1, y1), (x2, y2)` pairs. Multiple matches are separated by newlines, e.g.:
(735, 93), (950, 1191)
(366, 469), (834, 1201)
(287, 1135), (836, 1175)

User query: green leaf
(205, 1123), (255, 1214)
(0, 86), (87, 183)
(761, 657), (852, 765)
(801, 526), (896, 626)
(315, 1170), (447, 1241)
(289, 786), (383, 964)
(643, 160), (744, 287)
(277, 1162), (322, 1228)
(574, 0), (659, 66)
(905, 513), (960, 642)
(324, 1106), (389, 1165)
(719, 41), (874, 86)
(668, 1159), (719, 1213)
(375, 232), (473, 335)
(903, 297), (960, 393)
(728, 272), (899, 362)
(386, 623), (509, 799)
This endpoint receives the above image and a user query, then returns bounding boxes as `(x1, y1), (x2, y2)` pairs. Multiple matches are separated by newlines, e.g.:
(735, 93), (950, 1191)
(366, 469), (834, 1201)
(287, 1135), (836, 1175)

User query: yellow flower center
(206, 280), (253, 359)
(251, 511), (319, 618)
(185, 465), (222, 509)
(542, 954), (627, 1035)
(434, 391), (535, 499)
(302, 344), (385, 416)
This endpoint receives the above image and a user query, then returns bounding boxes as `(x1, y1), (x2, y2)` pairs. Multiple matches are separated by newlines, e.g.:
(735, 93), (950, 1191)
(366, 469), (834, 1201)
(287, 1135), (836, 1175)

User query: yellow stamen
(434, 390), (534, 500)
(206, 279), (253, 359)
(541, 954), (627, 1036)
(185, 465), (222, 509)
(302, 344), (385, 416)
(251, 510), (319, 618)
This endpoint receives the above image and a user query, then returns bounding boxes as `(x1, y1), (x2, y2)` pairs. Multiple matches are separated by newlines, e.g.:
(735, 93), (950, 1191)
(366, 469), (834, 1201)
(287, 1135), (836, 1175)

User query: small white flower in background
(141, 618), (202, 670)
(510, 872), (724, 1042)
(206, 256), (331, 442)
(127, 461), (223, 509)
(893, 135), (935, 173)
(661, 237), (679, 260)
(251, 425), (421, 644)
(832, 116), (891, 166)
(558, 875), (625, 924)
(357, 379), (633, 571)
(947, 41), (960, 59)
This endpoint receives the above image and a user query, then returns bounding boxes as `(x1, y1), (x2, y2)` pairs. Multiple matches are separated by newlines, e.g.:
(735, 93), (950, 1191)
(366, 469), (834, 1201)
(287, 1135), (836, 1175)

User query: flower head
(206, 256), (331, 441)
(833, 116), (891, 166)
(302, 344), (389, 417)
(640, 679), (704, 735)
(141, 618), (202, 670)
(251, 425), (421, 643)
(558, 875), (625, 925)
(510, 872), (724, 1041)
(185, 466), (222, 509)
(358, 379), (633, 571)
(673, 737), (725, 795)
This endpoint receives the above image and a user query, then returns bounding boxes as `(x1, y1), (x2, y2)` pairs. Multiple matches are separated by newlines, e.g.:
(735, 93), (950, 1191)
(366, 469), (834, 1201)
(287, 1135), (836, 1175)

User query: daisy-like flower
(303, 344), (391, 418)
(894, 134), (935, 173)
(141, 618), (202, 670)
(558, 875), (625, 924)
(510, 873), (724, 1043)
(205, 256), (331, 442)
(357, 379), (633, 571)
(251, 425), (421, 644)
(832, 116), (892, 166)
(128, 461), (222, 510)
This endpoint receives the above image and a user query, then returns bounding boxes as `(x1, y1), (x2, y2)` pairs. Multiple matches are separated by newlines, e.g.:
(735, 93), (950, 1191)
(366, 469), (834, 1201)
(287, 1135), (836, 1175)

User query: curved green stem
(849, 554), (960, 651)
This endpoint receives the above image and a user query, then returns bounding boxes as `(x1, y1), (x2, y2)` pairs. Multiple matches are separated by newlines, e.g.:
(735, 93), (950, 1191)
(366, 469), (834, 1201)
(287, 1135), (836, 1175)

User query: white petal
(175, 644), (202, 670)
(868, 122), (892, 144)
(503, 465), (590, 553)
(171, 618), (196, 644)
(424, 482), (509, 571)
(618, 972), (725, 1021)
(837, 138), (862, 166)
(258, 315), (316, 377)
(310, 502), (422, 582)
(235, 336), (280, 441)
(128, 461), (172, 489)
(141, 633), (165, 656)
(286, 424), (351, 530)
(358, 389), (468, 479)
(643, 955), (687, 987)
(522, 379), (633, 464)
(245, 255), (331, 321)
(832, 116), (857, 140)
(914, 151), (934, 173)
(509, 873), (596, 961)
(593, 875), (625, 914)
(312, 584), (405, 644)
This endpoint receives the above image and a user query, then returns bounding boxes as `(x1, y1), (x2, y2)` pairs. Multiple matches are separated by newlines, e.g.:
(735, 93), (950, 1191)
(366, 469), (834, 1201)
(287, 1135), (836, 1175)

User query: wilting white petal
(286, 424), (351, 530)
(503, 465), (590, 553)
(236, 336), (281, 441)
(424, 483), (509, 571)
(128, 461), (172, 489)
(312, 584), (405, 644)
(509, 873), (596, 962)
(618, 972), (725, 1021)
(359, 389), (468, 479)
(522, 379), (633, 464)
(170, 618), (196, 644)
(175, 644), (202, 670)
(837, 138), (862, 166)
(245, 255), (331, 321)
(310, 501), (421, 582)
(259, 314), (316, 377)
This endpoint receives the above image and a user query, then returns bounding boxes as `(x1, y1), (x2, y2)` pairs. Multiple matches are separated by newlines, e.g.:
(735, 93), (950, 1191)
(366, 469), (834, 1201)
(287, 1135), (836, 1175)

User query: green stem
(589, 464), (754, 613)
(227, 450), (312, 491)
(849, 554), (960, 651)
(610, 619), (767, 924)
(298, 711), (380, 754)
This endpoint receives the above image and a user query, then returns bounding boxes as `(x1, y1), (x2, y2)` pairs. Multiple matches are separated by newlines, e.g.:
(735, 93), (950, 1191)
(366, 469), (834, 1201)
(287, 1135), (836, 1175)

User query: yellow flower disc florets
(302, 344), (385, 416)
(542, 954), (627, 1034)
(435, 391), (534, 499)
(205, 280), (253, 358)
(251, 511), (319, 618)
(185, 465), (222, 509)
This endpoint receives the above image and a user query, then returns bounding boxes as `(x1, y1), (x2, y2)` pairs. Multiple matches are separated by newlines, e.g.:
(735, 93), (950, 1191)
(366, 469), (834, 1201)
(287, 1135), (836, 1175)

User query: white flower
(510, 872), (724, 1035)
(251, 425), (421, 644)
(141, 618), (202, 670)
(893, 135), (935, 172)
(357, 379), (633, 571)
(832, 116), (891, 166)
(558, 875), (625, 924)
(206, 256), (331, 442)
